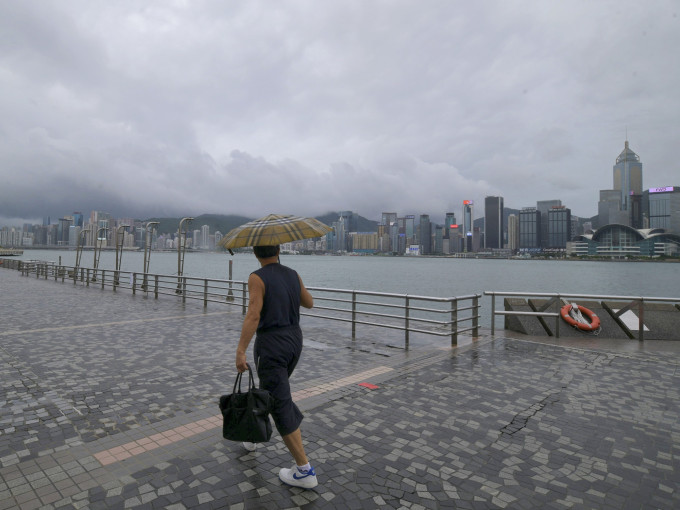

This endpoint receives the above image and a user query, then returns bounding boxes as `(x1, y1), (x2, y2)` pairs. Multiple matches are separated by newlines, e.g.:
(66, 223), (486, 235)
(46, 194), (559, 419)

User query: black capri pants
(254, 325), (304, 437)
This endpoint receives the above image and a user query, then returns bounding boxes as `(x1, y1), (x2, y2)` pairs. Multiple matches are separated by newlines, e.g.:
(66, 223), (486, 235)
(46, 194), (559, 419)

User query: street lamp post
(176, 217), (194, 293)
(114, 224), (130, 287)
(75, 227), (91, 271)
(92, 227), (109, 282)
(142, 221), (159, 291)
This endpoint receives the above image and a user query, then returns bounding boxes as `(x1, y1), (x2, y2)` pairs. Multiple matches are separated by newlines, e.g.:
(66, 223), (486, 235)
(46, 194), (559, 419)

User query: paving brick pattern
(1, 268), (679, 509)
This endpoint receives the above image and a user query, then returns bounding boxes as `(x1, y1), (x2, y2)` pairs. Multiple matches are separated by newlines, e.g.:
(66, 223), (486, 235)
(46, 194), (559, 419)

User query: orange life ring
(560, 304), (601, 331)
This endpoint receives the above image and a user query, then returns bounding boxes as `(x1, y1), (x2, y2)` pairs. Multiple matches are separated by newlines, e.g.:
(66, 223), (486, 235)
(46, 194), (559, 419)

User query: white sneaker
(242, 442), (257, 452)
(279, 464), (318, 489)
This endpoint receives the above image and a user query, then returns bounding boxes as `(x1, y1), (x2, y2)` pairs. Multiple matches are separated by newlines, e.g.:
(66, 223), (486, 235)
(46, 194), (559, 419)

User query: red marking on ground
(359, 382), (379, 390)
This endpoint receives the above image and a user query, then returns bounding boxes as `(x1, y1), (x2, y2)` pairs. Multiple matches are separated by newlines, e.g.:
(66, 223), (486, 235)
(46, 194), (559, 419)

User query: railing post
(132, 273), (137, 295)
(86, 268), (90, 287)
(242, 282), (247, 315)
(405, 295), (410, 350)
(638, 298), (644, 342)
(351, 291), (357, 340)
(227, 260), (234, 302)
(472, 295), (479, 337)
(555, 295), (561, 339)
(60, 265), (64, 283)
(204, 279), (208, 307)
(451, 299), (458, 346)
(490, 294), (496, 336)
(154, 275), (159, 299)
(182, 277), (187, 303)
(102, 270), (106, 289)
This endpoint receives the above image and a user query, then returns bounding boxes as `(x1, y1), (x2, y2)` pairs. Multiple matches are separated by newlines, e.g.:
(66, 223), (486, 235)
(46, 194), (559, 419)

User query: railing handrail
(484, 290), (678, 303)
(3, 259), (481, 349)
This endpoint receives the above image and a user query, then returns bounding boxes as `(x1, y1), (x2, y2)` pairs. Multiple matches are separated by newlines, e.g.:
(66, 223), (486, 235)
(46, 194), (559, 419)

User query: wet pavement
(0, 267), (679, 509)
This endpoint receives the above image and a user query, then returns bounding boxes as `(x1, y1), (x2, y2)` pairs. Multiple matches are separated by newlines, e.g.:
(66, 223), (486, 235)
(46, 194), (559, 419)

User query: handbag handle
(232, 363), (256, 394)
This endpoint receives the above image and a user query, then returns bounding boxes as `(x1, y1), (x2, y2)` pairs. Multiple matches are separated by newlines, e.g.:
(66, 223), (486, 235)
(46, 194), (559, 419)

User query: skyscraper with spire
(613, 140), (643, 226)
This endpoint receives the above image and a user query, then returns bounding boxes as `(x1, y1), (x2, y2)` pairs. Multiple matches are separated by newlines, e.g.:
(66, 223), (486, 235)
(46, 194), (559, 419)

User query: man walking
(235, 245), (318, 489)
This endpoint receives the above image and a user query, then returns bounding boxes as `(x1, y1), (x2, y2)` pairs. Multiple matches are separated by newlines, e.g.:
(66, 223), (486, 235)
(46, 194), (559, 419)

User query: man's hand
(236, 350), (248, 373)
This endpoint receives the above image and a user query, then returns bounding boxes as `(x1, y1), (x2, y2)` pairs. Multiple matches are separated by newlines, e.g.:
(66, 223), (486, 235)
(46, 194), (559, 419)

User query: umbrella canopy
(219, 214), (333, 251)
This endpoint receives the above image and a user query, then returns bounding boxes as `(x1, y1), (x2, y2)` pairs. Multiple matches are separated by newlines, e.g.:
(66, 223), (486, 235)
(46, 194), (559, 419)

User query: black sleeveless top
(253, 263), (301, 331)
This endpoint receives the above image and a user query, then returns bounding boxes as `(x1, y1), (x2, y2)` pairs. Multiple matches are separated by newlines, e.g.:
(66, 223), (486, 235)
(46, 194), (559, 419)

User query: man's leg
(279, 428), (318, 488)
(282, 428), (308, 466)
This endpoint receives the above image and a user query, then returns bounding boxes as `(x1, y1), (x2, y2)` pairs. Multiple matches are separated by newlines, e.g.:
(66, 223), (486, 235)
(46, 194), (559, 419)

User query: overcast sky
(1, 0), (678, 227)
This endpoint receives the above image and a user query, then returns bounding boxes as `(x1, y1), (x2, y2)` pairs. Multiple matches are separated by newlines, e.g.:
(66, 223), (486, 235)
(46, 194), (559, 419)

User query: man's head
(253, 245), (280, 259)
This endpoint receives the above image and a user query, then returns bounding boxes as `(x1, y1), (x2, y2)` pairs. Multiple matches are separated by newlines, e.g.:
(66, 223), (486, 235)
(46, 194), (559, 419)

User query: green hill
(145, 212), (379, 237)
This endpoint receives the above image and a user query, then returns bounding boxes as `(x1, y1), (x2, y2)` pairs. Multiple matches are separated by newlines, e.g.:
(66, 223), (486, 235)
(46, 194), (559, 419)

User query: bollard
(472, 295), (479, 337)
(450, 299), (458, 346)
(351, 291), (357, 340)
(405, 295), (410, 349)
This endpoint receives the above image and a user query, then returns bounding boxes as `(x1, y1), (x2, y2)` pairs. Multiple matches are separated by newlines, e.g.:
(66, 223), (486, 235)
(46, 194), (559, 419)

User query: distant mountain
(144, 214), (253, 236)
(145, 212), (379, 236)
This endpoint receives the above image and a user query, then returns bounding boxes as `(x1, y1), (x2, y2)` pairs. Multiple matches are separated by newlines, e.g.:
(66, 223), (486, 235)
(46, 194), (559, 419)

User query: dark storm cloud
(1, 0), (678, 227)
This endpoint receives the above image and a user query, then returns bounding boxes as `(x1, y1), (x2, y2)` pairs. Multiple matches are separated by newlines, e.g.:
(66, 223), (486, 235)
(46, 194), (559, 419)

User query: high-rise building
(613, 140), (643, 224)
(72, 212), (83, 228)
(537, 200), (561, 249)
(444, 213), (457, 237)
(463, 201), (474, 252)
(433, 225), (443, 254)
(381, 212), (397, 227)
(598, 190), (626, 227)
(380, 212), (397, 252)
(547, 206), (572, 250)
(484, 196), (504, 249)
(643, 186), (680, 233)
(57, 218), (73, 246)
(339, 211), (358, 233)
(201, 225), (210, 249)
(519, 208), (541, 251)
(404, 215), (415, 246)
(419, 215), (431, 255)
(507, 214), (519, 251)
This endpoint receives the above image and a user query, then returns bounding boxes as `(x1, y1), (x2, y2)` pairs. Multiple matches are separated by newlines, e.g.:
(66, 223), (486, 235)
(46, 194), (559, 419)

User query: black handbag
(219, 364), (273, 443)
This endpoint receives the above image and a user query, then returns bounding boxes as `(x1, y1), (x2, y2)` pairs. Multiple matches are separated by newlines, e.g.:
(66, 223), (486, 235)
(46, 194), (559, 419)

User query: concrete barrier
(603, 301), (680, 341)
(503, 297), (680, 341)
(503, 298), (551, 336)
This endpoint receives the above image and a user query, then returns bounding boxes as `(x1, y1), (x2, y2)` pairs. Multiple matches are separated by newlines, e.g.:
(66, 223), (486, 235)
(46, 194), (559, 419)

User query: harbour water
(13, 249), (680, 300)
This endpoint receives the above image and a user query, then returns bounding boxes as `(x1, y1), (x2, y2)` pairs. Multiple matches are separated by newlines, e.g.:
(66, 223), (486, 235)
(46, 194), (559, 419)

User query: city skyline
(1, 2), (678, 228)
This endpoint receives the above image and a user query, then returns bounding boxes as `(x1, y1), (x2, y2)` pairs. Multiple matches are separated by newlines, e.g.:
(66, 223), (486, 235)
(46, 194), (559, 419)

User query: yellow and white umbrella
(219, 214), (333, 253)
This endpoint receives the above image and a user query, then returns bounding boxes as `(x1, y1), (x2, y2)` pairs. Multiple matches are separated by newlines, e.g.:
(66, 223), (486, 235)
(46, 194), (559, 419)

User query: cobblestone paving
(1, 268), (679, 509)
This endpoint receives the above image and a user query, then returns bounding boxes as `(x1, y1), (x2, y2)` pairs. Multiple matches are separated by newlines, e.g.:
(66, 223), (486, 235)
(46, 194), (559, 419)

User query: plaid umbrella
(219, 214), (333, 252)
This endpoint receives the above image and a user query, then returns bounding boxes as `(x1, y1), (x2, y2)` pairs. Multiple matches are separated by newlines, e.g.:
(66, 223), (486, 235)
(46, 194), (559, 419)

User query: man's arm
(235, 273), (264, 372)
(299, 276), (313, 309)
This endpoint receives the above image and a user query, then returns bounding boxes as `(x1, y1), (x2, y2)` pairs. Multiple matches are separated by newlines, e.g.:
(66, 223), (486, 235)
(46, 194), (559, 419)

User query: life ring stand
(560, 303), (601, 332)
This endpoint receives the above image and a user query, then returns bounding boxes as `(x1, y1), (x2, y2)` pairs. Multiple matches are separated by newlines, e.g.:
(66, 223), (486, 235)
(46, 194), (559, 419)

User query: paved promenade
(0, 268), (679, 509)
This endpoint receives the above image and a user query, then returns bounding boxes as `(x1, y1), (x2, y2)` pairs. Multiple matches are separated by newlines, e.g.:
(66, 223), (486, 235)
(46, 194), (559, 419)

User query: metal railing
(305, 286), (480, 347)
(485, 291), (680, 341)
(3, 259), (481, 349)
